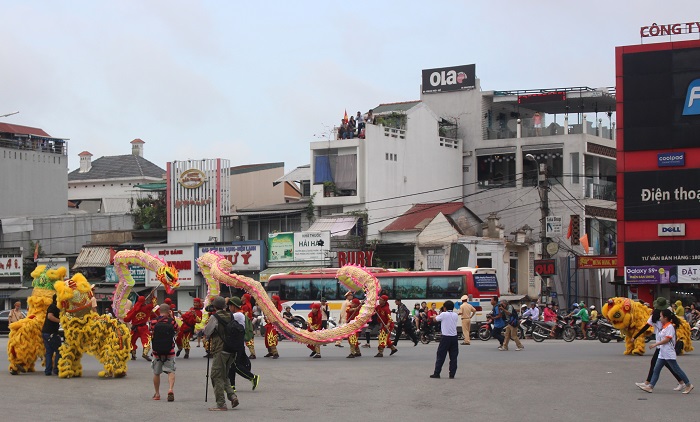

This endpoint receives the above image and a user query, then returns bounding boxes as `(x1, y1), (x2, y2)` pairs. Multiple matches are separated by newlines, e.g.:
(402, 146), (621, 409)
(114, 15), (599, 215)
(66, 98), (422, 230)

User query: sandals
(152, 394), (160, 401)
(167, 391), (174, 402)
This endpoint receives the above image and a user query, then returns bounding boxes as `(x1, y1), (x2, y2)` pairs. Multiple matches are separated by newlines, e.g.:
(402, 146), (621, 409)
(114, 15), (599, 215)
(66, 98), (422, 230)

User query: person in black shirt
(393, 298), (418, 346)
(41, 294), (62, 376)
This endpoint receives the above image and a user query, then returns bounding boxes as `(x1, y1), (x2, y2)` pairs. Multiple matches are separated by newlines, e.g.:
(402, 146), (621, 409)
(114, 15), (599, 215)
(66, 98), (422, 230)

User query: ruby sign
(534, 259), (556, 276)
(338, 251), (374, 267)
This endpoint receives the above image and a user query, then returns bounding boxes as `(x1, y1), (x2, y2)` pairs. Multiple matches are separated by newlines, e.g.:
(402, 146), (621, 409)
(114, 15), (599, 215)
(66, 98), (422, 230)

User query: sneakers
(230, 395), (239, 408)
(429, 374), (440, 379)
(374, 353), (383, 358)
(176, 348), (182, 357)
(682, 384), (694, 394)
(639, 384), (653, 393)
(346, 354), (355, 358)
(313, 354), (322, 359)
(309, 351), (317, 357)
(335, 344), (344, 347)
(498, 347), (507, 351)
(516, 346), (524, 351)
(390, 348), (398, 356)
(673, 383), (686, 391)
(251, 375), (260, 391)
(636, 382), (649, 388)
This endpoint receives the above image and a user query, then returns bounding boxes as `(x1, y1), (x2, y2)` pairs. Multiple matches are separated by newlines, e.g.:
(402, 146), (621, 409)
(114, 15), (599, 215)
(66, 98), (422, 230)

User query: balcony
(586, 179), (616, 201)
(0, 136), (68, 155)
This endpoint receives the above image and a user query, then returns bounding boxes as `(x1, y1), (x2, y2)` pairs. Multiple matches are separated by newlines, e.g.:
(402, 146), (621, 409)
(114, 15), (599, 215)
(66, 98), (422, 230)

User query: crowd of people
(337, 110), (374, 139)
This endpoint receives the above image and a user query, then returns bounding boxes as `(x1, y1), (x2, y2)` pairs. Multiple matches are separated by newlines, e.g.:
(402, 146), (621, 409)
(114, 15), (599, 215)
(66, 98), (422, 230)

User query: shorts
(151, 355), (176, 375)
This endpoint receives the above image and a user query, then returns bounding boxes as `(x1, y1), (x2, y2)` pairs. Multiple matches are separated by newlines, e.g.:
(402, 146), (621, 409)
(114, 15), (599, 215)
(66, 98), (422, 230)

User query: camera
(205, 304), (215, 313)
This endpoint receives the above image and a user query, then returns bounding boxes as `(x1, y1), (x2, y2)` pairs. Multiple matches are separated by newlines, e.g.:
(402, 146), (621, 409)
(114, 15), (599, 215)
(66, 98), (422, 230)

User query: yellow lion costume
(7, 265), (67, 375)
(54, 273), (131, 378)
(602, 297), (693, 356)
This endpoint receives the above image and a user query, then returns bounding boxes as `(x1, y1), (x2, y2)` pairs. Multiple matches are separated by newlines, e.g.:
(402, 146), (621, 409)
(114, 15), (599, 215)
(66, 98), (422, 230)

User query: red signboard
(338, 251), (374, 267)
(534, 259), (556, 276)
(577, 256), (618, 269)
(640, 22), (700, 38)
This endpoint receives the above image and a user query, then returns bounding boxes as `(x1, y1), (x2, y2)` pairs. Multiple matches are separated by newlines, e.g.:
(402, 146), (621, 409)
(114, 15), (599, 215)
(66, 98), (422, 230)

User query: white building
(68, 139), (166, 213)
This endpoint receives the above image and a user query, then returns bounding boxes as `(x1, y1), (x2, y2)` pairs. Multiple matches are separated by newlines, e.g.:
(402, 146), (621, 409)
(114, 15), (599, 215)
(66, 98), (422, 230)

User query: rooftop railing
(0, 137), (68, 155)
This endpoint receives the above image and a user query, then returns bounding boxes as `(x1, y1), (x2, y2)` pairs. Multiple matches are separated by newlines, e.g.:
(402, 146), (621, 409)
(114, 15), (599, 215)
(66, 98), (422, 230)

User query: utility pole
(527, 154), (550, 302)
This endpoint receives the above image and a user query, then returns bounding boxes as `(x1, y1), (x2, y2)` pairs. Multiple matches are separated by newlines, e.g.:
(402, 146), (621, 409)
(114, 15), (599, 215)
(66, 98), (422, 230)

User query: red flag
(33, 242), (39, 260)
(580, 234), (590, 254)
(566, 217), (573, 239)
(343, 109), (348, 123)
(109, 247), (116, 265)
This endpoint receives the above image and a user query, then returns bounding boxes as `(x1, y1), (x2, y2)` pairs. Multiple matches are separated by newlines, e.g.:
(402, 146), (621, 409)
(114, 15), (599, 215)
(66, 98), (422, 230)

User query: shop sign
(545, 216), (562, 237)
(293, 231), (330, 261)
(624, 169), (700, 221)
(0, 255), (22, 277)
(534, 259), (556, 276)
(105, 265), (146, 284)
(199, 243), (262, 271)
(677, 265), (700, 283)
(144, 244), (195, 286)
(338, 251), (374, 267)
(178, 168), (207, 189)
(577, 256), (618, 269)
(473, 273), (498, 291)
(640, 22), (700, 38)
(657, 152), (685, 167)
(658, 223), (686, 237)
(624, 265), (677, 284)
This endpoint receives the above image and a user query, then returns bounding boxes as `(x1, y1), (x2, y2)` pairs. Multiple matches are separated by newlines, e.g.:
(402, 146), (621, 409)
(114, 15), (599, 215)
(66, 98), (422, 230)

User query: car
(0, 309), (28, 334)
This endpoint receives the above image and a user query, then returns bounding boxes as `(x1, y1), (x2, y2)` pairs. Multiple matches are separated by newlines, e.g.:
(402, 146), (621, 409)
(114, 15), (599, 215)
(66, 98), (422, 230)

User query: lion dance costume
(7, 265), (67, 375)
(124, 295), (154, 361)
(346, 298), (362, 358)
(375, 295), (398, 357)
(307, 303), (323, 357)
(241, 293), (256, 358)
(54, 273), (131, 378)
(263, 295), (282, 358)
(602, 297), (693, 355)
(176, 297), (203, 359)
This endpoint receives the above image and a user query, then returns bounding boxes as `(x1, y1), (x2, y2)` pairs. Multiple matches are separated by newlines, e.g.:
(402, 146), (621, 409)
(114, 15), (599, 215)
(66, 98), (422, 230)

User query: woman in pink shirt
(543, 304), (557, 323)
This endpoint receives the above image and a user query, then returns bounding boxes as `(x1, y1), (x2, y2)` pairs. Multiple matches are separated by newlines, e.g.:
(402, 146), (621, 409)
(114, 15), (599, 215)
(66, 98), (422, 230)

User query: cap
(380, 295), (389, 301)
(589, 305), (596, 309)
(351, 298), (361, 305)
(320, 297), (327, 302)
(460, 295), (469, 302)
(311, 303), (321, 309)
(228, 296), (242, 308)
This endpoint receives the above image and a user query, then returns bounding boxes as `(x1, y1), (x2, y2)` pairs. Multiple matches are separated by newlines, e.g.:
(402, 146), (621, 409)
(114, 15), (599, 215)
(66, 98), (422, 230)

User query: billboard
(421, 64), (476, 94)
(144, 244), (195, 286)
(623, 169), (700, 220)
(625, 265), (677, 284)
(105, 265), (146, 284)
(0, 255), (22, 277)
(268, 231), (331, 263)
(624, 240), (700, 266)
(198, 242), (264, 271)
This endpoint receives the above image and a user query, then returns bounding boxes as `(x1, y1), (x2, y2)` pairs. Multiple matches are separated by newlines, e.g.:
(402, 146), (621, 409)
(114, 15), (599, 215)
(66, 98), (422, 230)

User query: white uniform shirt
(436, 311), (459, 337)
(657, 322), (677, 360)
(523, 307), (540, 320)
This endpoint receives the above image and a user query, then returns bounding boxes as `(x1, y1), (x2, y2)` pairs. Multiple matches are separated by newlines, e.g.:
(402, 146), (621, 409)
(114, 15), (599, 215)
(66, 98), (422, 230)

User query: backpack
(151, 317), (176, 356)
(507, 306), (519, 327)
(214, 312), (245, 353)
(244, 315), (254, 342)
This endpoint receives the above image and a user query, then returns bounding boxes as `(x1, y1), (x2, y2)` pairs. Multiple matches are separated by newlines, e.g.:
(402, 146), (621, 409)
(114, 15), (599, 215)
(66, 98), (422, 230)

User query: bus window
(379, 277), (395, 298)
(282, 279), (312, 300)
(310, 278), (339, 300)
(427, 276), (463, 299)
(395, 276), (426, 299)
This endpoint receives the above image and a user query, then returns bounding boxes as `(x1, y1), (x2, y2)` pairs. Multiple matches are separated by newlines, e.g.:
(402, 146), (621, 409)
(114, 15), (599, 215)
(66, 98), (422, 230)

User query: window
(476, 253), (492, 269)
(570, 152), (580, 184)
(523, 148), (564, 186)
(477, 153), (516, 188)
(509, 255), (518, 294)
(379, 278), (395, 297)
(310, 278), (339, 300)
(427, 249), (443, 270)
(281, 279), (312, 300)
(395, 277), (426, 299)
(427, 276), (463, 299)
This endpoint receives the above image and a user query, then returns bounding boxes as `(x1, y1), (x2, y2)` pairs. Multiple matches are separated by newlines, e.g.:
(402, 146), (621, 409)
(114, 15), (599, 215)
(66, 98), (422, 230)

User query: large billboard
(623, 169), (700, 220)
(421, 64), (475, 94)
(144, 244), (195, 287)
(268, 231), (330, 263)
(198, 241), (264, 271)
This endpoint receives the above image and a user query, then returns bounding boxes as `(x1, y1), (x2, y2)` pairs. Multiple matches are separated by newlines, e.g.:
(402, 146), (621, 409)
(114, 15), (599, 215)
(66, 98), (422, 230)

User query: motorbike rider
(571, 302), (589, 339)
(521, 302), (540, 334)
(589, 305), (598, 322)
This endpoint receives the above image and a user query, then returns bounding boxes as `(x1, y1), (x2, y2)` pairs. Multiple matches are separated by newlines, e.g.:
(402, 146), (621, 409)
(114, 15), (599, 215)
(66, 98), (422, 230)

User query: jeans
(650, 358), (690, 387)
(492, 326), (505, 345)
(42, 333), (61, 375)
(646, 348), (682, 383)
(433, 335), (458, 377)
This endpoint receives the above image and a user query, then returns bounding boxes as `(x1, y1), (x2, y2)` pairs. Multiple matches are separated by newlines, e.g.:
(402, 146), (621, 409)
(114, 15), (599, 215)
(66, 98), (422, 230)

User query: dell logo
(658, 223), (685, 237)
(662, 227), (681, 233)
(683, 79), (700, 116)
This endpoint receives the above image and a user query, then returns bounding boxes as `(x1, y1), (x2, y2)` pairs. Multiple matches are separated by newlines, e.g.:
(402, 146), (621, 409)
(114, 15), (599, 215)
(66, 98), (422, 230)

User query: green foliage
(130, 193), (166, 229)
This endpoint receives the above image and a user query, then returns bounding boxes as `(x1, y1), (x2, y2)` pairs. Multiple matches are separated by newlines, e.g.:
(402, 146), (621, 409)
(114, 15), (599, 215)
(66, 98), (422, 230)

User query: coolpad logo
(683, 79), (700, 115)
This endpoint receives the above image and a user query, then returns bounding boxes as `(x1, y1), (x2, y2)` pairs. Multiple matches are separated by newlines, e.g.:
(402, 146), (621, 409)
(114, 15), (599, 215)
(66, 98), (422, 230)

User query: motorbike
(595, 318), (624, 343)
(478, 317), (494, 341)
(691, 320), (700, 341)
(531, 316), (576, 342)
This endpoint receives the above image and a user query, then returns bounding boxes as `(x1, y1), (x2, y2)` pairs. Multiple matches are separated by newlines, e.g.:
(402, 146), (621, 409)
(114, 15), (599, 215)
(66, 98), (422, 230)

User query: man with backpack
(500, 300), (524, 351)
(204, 296), (241, 411)
(150, 303), (178, 402)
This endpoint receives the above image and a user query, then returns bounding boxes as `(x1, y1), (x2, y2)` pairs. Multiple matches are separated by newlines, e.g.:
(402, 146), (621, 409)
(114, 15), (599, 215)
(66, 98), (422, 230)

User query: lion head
(602, 297), (650, 331)
(55, 273), (93, 315)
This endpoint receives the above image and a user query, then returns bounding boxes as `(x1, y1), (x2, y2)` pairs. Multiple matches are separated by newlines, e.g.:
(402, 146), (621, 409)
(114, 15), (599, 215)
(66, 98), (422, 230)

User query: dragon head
(156, 265), (180, 295)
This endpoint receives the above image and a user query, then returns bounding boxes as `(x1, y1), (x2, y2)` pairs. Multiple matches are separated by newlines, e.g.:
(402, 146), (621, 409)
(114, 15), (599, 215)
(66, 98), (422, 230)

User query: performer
(124, 295), (154, 361)
(241, 293), (256, 358)
(176, 297), (203, 359)
(307, 303), (323, 358)
(263, 295), (282, 359)
(346, 298), (362, 358)
(375, 295), (398, 357)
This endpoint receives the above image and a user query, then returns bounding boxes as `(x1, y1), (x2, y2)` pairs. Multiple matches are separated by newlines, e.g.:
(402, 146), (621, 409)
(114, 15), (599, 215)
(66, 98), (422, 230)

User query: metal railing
(0, 137), (68, 155)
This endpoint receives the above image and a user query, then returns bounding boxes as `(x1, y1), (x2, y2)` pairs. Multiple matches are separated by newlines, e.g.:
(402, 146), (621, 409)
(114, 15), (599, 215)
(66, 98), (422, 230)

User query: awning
(308, 216), (359, 237)
(260, 266), (324, 283)
(73, 247), (111, 269)
(9, 288), (33, 300)
(273, 165), (311, 186)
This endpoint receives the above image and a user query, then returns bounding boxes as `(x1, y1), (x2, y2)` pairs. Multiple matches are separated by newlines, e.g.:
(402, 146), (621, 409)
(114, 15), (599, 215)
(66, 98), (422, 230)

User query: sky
(1, 1), (697, 173)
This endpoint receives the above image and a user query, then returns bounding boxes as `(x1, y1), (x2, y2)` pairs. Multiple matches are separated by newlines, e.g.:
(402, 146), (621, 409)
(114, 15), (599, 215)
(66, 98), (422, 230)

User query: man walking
(228, 297), (260, 392)
(490, 296), (506, 349)
(457, 295), (476, 345)
(375, 295), (398, 357)
(204, 296), (240, 411)
(429, 300), (459, 379)
(501, 300), (524, 351)
(335, 291), (353, 347)
(393, 298), (418, 346)
(8, 301), (23, 325)
(41, 294), (61, 376)
(150, 303), (178, 401)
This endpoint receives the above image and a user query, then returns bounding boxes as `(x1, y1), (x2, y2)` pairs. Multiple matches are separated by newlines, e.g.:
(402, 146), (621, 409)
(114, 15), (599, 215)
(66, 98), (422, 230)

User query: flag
(109, 247), (116, 265)
(343, 109), (348, 123)
(33, 242), (39, 260)
(580, 234), (590, 254)
(566, 217), (573, 239)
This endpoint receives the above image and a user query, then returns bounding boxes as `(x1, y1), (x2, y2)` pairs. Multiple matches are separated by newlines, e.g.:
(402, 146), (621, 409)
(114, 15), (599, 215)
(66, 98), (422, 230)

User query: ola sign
(534, 259), (556, 276)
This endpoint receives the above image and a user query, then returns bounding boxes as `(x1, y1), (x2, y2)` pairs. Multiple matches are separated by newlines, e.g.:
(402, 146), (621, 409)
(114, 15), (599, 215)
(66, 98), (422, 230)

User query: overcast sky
(1, 1), (696, 173)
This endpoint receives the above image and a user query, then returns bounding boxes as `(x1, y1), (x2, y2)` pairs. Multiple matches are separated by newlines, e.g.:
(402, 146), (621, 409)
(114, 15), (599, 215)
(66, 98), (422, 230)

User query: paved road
(1, 335), (698, 421)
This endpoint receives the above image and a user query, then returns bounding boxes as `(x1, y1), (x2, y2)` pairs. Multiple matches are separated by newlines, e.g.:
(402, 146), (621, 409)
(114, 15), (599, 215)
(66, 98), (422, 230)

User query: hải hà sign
(577, 256), (617, 269)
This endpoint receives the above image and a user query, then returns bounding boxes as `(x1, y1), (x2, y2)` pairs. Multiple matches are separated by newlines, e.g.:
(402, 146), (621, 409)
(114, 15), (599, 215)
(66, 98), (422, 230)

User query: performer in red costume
(307, 303), (323, 358)
(375, 295), (398, 357)
(176, 297), (203, 359)
(264, 295), (282, 359)
(241, 293), (256, 358)
(346, 298), (362, 358)
(124, 296), (155, 361)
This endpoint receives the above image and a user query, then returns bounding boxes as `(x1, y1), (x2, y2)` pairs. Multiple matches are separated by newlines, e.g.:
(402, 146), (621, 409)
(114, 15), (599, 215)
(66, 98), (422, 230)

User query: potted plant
(323, 181), (337, 197)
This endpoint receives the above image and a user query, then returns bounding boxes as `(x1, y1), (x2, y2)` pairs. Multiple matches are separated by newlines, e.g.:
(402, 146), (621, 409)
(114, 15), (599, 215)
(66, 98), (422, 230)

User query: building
(616, 37), (700, 305)
(229, 162), (301, 211)
(68, 139), (165, 214)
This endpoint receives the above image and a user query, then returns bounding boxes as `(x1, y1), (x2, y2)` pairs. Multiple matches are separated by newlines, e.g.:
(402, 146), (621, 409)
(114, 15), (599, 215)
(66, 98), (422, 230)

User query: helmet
(589, 305), (596, 310)
(573, 303), (579, 308)
(521, 304), (528, 309)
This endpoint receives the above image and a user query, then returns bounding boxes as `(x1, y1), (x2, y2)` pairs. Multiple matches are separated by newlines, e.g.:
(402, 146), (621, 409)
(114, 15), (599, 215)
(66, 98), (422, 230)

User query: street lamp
(526, 153), (550, 302)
